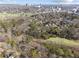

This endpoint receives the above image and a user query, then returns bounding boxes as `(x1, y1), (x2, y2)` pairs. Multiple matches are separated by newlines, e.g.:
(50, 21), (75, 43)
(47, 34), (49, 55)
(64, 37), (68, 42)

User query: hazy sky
(0, 0), (79, 4)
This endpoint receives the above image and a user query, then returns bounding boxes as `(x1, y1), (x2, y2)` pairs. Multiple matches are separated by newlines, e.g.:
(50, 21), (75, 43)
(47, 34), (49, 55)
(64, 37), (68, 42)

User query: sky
(0, 0), (79, 5)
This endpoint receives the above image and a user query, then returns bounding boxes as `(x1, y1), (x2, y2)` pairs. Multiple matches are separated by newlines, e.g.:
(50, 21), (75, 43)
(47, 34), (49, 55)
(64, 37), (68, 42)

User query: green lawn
(47, 37), (79, 47)
(0, 12), (34, 20)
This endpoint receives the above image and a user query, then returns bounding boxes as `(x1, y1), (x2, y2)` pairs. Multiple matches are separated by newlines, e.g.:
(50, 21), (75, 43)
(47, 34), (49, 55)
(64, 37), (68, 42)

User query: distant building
(26, 4), (28, 6)
(56, 7), (62, 12)
(37, 5), (41, 8)
(72, 8), (78, 13)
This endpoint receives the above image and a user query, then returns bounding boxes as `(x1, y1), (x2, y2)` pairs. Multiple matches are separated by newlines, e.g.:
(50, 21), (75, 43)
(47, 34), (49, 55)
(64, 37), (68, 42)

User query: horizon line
(0, 3), (79, 5)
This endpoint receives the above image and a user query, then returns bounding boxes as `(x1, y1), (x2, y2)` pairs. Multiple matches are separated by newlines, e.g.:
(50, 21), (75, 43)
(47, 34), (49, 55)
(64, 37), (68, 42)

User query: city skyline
(0, 0), (79, 5)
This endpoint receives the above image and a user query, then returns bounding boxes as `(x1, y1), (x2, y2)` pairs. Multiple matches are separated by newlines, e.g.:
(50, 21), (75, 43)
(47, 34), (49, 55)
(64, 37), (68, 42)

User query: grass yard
(47, 37), (79, 48)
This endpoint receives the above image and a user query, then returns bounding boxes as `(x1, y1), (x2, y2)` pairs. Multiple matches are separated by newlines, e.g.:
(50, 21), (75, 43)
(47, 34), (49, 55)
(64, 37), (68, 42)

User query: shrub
(5, 38), (16, 48)
(56, 48), (64, 56)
